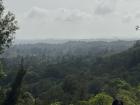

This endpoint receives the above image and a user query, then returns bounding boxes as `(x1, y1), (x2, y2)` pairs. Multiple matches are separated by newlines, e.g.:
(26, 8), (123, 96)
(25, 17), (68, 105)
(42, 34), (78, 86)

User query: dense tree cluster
(0, 40), (140, 105)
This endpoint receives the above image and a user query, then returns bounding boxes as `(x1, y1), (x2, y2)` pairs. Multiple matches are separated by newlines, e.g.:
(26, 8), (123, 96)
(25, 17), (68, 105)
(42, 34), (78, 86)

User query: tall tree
(0, 0), (18, 79)
(0, 0), (20, 105)
(2, 58), (27, 105)
(0, 0), (18, 53)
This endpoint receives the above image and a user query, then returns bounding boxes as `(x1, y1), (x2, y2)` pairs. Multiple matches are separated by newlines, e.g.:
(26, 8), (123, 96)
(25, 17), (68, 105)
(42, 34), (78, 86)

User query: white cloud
(23, 7), (93, 23)
(7, 0), (140, 39)
(135, 12), (140, 19)
(26, 7), (49, 19)
(94, 0), (118, 15)
(54, 8), (93, 22)
(17, 7), (95, 39)
(122, 15), (132, 23)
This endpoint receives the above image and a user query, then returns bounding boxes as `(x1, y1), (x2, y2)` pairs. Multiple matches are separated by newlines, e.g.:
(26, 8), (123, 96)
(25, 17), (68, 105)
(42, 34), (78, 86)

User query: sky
(4, 0), (140, 39)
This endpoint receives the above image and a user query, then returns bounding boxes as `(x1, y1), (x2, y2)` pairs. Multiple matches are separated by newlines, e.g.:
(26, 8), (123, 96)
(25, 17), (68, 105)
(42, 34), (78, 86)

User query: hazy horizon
(13, 37), (139, 45)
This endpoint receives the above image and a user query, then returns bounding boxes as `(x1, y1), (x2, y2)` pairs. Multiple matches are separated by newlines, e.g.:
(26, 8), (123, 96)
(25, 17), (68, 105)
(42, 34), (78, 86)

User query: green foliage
(1, 41), (140, 105)
(89, 93), (113, 105)
(77, 101), (89, 105)
(0, 1), (18, 105)
(17, 92), (35, 105)
(116, 90), (137, 105)
(0, 87), (6, 105)
(2, 59), (27, 105)
(105, 79), (131, 96)
(0, 62), (5, 78)
(136, 84), (140, 98)
(110, 79), (130, 90)
(0, 0), (18, 53)
(50, 102), (61, 105)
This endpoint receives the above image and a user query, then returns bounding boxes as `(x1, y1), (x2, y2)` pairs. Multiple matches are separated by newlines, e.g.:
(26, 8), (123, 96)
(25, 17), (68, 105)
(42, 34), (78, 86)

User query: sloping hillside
(1, 41), (140, 105)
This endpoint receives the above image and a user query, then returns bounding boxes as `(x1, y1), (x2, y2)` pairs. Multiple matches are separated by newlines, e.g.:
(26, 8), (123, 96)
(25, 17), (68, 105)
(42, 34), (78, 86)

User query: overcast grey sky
(4, 0), (140, 39)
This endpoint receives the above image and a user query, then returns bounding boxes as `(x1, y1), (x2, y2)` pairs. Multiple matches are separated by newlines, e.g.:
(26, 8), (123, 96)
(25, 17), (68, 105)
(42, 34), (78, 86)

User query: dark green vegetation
(1, 40), (140, 105)
(0, 0), (22, 105)
(0, 0), (18, 53)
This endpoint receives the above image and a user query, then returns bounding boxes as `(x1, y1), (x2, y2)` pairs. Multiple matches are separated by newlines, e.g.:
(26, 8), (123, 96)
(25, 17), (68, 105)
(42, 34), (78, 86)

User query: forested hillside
(0, 40), (140, 105)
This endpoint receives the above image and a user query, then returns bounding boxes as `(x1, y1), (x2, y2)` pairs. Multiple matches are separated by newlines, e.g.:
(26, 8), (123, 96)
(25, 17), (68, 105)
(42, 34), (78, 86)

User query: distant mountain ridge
(14, 38), (137, 44)
(2, 40), (135, 58)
